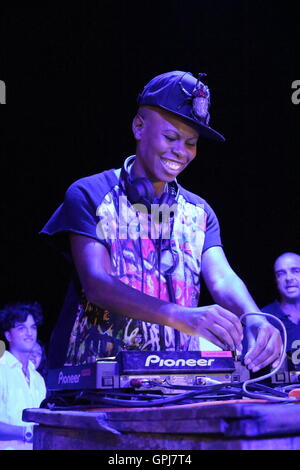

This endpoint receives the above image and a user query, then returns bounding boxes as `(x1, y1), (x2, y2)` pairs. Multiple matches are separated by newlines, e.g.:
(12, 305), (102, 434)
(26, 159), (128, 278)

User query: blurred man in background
(262, 252), (300, 358)
(0, 302), (46, 450)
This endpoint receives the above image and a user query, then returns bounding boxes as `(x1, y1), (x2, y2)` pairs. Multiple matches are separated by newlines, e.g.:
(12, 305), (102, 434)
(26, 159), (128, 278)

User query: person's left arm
(201, 246), (282, 372)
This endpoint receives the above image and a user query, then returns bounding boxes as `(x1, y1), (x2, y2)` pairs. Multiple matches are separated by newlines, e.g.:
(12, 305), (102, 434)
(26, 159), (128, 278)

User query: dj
(41, 71), (282, 373)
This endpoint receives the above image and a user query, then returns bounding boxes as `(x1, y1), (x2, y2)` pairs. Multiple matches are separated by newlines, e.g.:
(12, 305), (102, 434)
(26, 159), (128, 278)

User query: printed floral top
(40, 157), (222, 366)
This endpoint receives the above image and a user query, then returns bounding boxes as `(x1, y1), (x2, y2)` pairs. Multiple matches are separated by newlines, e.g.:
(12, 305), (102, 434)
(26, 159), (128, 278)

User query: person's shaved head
(274, 252), (300, 302)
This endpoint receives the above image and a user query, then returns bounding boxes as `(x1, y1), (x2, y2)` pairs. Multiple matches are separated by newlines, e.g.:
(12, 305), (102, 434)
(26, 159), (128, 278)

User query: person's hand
(244, 316), (282, 372)
(177, 304), (243, 351)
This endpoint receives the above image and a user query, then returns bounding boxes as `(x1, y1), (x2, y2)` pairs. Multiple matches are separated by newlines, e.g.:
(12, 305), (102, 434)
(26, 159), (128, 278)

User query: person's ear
(4, 331), (11, 344)
(132, 113), (144, 140)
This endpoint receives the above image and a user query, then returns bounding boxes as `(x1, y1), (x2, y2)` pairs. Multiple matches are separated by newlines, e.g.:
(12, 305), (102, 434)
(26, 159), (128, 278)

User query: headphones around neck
(121, 156), (178, 211)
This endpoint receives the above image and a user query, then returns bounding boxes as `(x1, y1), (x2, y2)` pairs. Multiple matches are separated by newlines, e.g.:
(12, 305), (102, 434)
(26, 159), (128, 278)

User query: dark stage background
(1, 1), (299, 344)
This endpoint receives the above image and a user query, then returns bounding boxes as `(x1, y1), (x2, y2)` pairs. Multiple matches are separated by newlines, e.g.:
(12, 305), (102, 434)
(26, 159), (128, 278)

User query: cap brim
(157, 105), (225, 143)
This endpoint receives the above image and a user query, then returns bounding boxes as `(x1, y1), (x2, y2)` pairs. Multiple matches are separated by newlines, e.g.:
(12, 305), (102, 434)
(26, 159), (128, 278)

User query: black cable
(152, 379), (289, 398)
(42, 384), (240, 411)
(43, 378), (291, 412)
(44, 390), (242, 410)
(46, 394), (242, 411)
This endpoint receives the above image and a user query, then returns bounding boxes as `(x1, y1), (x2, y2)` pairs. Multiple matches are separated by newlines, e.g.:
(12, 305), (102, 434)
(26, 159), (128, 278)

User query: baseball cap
(137, 71), (225, 142)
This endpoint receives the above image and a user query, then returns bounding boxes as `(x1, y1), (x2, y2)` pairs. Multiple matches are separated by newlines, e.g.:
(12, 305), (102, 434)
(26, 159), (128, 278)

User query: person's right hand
(174, 304), (243, 351)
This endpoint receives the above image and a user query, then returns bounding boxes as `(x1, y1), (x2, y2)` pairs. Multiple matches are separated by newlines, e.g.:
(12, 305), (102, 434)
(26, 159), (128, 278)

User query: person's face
(274, 254), (300, 302)
(5, 314), (38, 354)
(132, 107), (199, 192)
(29, 342), (43, 369)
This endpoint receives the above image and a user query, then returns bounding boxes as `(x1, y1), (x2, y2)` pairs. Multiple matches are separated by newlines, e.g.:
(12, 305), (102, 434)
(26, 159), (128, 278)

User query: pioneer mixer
(47, 350), (250, 394)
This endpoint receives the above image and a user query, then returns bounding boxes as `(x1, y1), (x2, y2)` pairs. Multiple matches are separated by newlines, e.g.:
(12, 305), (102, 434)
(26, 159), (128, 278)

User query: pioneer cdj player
(271, 353), (300, 385)
(47, 350), (250, 394)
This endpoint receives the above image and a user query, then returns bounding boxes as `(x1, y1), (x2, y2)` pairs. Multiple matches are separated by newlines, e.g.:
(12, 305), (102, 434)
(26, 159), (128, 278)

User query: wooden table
(23, 399), (300, 450)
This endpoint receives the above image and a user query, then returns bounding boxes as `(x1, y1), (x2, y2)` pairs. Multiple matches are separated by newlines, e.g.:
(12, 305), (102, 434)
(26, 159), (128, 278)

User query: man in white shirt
(0, 302), (46, 449)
